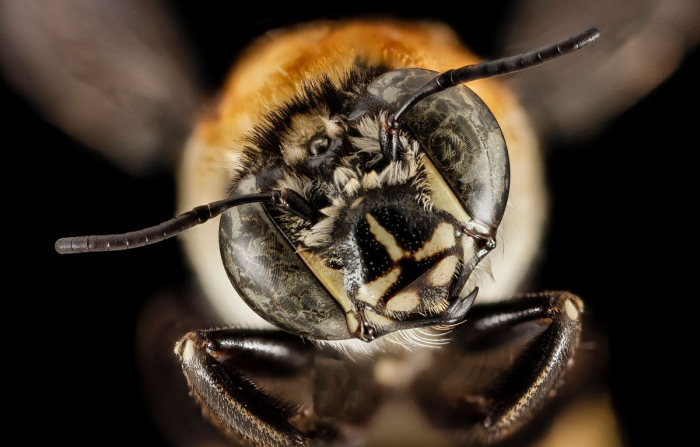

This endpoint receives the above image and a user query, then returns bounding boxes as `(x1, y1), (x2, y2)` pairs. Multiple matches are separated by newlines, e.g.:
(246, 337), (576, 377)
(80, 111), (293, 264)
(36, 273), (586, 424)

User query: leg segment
(175, 329), (380, 446)
(175, 329), (311, 446)
(413, 291), (583, 443)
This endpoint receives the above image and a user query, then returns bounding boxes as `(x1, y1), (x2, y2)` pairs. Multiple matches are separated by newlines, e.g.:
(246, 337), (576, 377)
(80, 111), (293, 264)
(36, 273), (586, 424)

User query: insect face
(47, 20), (623, 444)
(219, 68), (509, 342)
(54, 27), (596, 351)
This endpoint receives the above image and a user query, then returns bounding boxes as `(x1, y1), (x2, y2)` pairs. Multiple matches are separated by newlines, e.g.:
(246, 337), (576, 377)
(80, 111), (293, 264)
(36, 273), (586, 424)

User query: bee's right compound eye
(219, 175), (351, 340)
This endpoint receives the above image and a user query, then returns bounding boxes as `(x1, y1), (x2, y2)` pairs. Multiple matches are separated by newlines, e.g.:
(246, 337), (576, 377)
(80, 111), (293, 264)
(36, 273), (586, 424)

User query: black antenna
(379, 28), (601, 160)
(55, 189), (312, 254)
(391, 28), (600, 126)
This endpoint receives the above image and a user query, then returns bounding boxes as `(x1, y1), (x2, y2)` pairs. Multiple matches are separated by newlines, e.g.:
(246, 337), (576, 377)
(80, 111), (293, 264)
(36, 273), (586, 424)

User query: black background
(6, 3), (696, 445)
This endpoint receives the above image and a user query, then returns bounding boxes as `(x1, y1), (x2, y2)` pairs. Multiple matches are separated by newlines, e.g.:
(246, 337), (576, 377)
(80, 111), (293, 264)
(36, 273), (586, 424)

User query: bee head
(221, 68), (507, 342)
(55, 29), (598, 344)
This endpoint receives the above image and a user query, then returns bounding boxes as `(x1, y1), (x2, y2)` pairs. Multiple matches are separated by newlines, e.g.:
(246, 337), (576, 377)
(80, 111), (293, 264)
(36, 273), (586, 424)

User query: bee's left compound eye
(219, 175), (351, 340)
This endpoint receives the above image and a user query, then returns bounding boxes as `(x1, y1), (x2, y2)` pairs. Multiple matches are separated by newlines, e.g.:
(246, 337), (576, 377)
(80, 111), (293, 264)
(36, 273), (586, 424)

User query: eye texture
(309, 135), (330, 156)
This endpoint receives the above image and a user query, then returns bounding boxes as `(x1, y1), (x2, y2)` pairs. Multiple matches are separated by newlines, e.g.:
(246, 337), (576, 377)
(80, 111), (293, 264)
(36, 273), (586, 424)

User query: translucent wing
(0, 0), (202, 173)
(499, 0), (700, 142)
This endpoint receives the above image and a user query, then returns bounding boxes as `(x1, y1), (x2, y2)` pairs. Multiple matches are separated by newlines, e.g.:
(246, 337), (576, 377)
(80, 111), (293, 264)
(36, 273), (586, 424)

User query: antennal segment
(55, 189), (312, 254)
(391, 28), (600, 125)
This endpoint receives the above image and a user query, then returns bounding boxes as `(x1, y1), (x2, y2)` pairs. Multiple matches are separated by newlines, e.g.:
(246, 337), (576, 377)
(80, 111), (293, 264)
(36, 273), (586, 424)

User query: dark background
(6, 2), (696, 445)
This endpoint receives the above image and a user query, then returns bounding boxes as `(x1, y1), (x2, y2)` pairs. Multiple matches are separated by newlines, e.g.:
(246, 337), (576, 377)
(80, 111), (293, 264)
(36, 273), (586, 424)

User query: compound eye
(219, 174), (350, 340)
(366, 69), (509, 229)
(309, 135), (330, 156)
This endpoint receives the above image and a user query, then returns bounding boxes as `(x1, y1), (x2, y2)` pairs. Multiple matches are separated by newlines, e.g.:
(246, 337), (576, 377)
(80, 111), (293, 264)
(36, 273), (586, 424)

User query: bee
(7, 3), (698, 446)
(54, 19), (597, 445)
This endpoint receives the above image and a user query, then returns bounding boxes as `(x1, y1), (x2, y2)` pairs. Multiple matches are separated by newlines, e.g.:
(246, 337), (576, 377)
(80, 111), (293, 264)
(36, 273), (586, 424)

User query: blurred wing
(499, 0), (700, 142)
(0, 0), (203, 173)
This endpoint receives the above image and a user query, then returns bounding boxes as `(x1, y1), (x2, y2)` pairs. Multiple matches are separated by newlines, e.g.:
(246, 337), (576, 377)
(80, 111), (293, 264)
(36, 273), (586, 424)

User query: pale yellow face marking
(350, 195), (366, 209)
(297, 252), (352, 312)
(423, 157), (472, 224)
(428, 255), (459, 287)
(299, 251), (368, 336)
(413, 222), (456, 261)
(366, 213), (405, 262)
(564, 299), (580, 320)
(345, 312), (360, 334)
(356, 267), (401, 306)
(386, 289), (421, 313)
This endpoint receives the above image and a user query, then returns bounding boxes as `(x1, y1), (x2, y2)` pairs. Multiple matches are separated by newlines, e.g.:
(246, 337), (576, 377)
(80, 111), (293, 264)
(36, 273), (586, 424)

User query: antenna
(380, 28), (600, 158)
(55, 189), (313, 254)
(394, 28), (600, 124)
